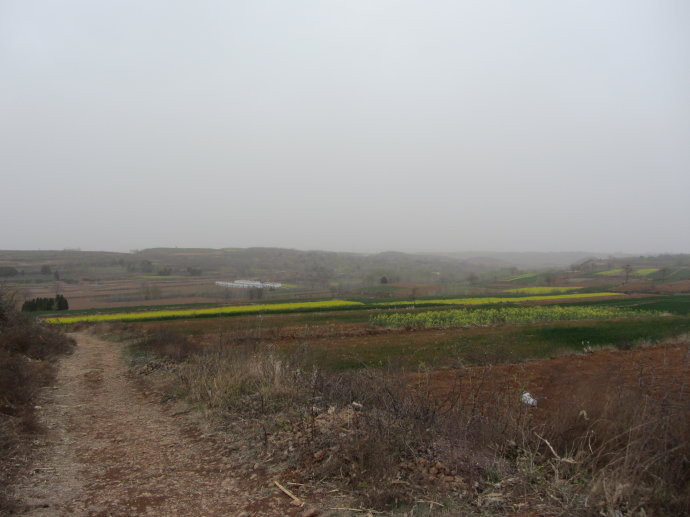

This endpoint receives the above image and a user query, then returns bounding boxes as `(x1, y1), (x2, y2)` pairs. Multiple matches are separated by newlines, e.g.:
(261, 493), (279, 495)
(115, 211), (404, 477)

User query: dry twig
(274, 480), (303, 506)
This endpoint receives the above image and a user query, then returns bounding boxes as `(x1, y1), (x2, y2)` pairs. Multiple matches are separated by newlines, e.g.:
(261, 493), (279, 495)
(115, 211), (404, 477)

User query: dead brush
(177, 341), (312, 415)
(126, 324), (690, 515)
(508, 343), (690, 516)
(134, 329), (196, 362)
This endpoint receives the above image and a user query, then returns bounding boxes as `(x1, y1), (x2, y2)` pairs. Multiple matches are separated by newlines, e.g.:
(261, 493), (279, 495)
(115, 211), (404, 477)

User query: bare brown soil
(12, 333), (322, 516)
(656, 280), (690, 293)
(17, 279), (223, 310)
(421, 342), (690, 412)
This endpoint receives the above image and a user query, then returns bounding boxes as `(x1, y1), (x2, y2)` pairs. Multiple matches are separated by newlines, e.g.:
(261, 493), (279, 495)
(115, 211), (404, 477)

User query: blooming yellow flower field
(44, 300), (364, 324)
(375, 292), (623, 307)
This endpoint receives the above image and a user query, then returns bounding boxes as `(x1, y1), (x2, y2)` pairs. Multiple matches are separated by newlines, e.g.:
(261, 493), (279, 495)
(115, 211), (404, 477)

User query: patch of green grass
(561, 295), (690, 316)
(595, 269), (623, 276)
(506, 272), (539, 282)
(520, 317), (690, 351)
(634, 268), (659, 276)
(302, 316), (690, 371)
(666, 268), (690, 281)
(503, 286), (582, 295)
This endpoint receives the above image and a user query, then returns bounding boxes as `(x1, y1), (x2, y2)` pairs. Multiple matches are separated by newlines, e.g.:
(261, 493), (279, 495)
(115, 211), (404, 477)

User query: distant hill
(0, 247), (496, 286)
(3, 248), (687, 287)
(432, 251), (604, 269)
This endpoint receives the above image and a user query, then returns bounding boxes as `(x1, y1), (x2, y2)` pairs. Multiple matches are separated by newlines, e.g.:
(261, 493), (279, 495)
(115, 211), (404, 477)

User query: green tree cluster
(21, 294), (69, 312)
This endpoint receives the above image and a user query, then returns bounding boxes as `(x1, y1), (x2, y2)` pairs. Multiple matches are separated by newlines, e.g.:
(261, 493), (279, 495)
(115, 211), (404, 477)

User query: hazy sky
(2, 1), (689, 254)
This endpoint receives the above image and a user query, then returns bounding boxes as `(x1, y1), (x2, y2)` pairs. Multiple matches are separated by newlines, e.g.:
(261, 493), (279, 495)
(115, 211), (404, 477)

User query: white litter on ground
(521, 391), (538, 407)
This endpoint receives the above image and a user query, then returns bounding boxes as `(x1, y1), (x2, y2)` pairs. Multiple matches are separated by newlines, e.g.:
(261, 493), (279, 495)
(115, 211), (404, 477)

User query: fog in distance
(2, 1), (689, 254)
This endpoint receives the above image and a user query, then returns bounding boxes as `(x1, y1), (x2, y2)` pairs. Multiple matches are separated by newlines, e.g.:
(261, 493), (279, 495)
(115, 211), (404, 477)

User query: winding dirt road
(13, 332), (295, 516)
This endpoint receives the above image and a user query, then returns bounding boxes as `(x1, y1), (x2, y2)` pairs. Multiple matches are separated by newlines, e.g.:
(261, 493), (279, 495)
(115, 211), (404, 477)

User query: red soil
(421, 342), (690, 413)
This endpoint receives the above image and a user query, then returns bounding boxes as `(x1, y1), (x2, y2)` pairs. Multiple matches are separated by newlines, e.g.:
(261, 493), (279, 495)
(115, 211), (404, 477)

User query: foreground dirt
(12, 333), (313, 516)
(422, 341), (690, 412)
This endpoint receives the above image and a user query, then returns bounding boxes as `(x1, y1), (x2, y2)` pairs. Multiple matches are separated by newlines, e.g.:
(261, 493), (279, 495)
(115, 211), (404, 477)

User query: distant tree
(140, 260), (154, 273)
(0, 266), (18, 277)
(21, 295), (68, 311)
(55, 294), (69, 310)
(53, 270), (60, 281)
(380, 276), (388, 284)
(465, 273), (478, 285)
(158, 268), (173, 276)
(306, 265), (333, 288)
(41, 265), (52, 275)
(186, 267), (202, 276)
(623, 264), (633, 282)
(659, 267), (669, 282)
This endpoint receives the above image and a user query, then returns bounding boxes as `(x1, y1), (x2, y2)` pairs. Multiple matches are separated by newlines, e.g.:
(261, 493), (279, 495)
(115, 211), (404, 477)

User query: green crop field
(43, 292), (626, 324)
(634, 268), (659, 276)
(371, 306), (660, 329)
(503, 286), (582, 295)
(506, 272), (539, 282)
(561, 294), (690, 315)
(300, 317), (690, 371)
(595, 268), (624, 276)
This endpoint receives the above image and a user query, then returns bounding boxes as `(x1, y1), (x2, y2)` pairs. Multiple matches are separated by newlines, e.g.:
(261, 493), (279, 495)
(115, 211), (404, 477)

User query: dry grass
(0, 289), (75, 513)
(125, 327), (690, 515)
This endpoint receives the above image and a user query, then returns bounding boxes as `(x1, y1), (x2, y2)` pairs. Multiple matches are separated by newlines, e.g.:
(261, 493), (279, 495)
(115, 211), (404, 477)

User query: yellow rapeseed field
(375, 292), (623, 307)
(45, 300), (364, 324)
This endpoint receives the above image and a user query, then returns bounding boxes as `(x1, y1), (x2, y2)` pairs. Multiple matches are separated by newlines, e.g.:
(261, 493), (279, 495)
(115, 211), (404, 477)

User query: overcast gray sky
(1, 1), (689, 254)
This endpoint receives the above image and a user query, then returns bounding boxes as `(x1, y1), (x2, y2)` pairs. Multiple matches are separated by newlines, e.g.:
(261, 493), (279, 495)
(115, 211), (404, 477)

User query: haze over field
(2, 1), (689, 253)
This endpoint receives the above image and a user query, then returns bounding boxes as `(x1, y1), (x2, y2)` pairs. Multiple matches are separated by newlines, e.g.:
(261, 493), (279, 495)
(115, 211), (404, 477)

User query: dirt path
(13, 332), (292, 516)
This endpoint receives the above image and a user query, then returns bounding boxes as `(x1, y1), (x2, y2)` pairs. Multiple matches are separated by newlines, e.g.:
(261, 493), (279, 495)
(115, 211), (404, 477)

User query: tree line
(21, 295), (69, 312)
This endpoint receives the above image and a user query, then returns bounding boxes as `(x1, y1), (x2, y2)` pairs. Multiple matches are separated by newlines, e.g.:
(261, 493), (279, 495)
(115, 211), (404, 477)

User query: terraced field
(44, 292), (625, 324)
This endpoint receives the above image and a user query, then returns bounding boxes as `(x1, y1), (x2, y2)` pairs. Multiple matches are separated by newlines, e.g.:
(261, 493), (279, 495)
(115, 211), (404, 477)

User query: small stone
(237, 512), (250, 517)
(301, 508), (320, 517)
